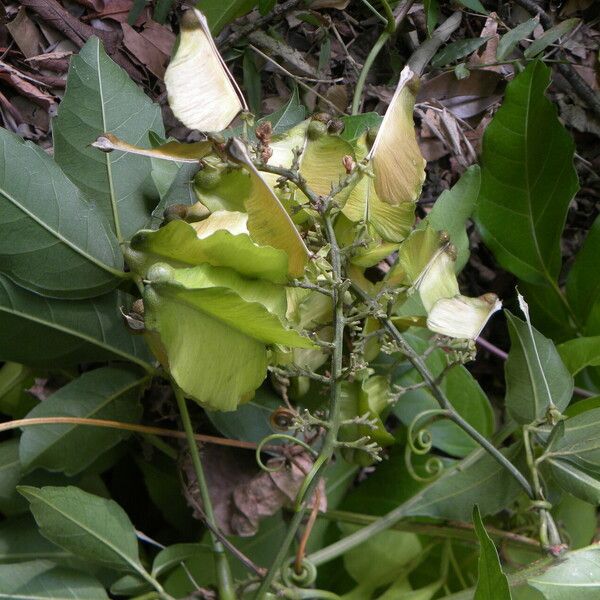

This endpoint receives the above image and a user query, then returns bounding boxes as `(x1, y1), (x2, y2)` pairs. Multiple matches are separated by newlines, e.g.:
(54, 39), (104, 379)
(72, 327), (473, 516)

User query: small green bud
(147, 262), (174, 283)
(307, 119), (328, 141)
(194, 167), (222, 190)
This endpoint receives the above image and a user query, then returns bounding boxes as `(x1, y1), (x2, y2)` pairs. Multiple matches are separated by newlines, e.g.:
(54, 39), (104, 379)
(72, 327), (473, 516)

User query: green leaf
(342, 523), (421, 593)
(528, 546), (600, 598)
(0, 515), (72, 563)
(557, 337), (600, 375)
(567, 215), (600, 333)
(0, 275), (152, 370)
(517, 280), (577, 342)
(547, 407), (600, 466)
(0, 560), (109, 599)
(152, 162), (199, 224)
(424, 0), (440, 35)
(340, 113), (383, 142)
(457, 0), (487, 13)
(136, 453), (196, 534)
(505, 310), (573, 424)
(475, 60), (579, 284)
(0, 362), (36, 419)
(565, 396), (600, 418)
(404, 444), (523, 521)
(343, 442), (522, 522)
(496, 17), (539, 61)
(425, 165), (480, 271)
(0, 128), (122, 299)
(205, 386), (280, 443)
(547, 458), (600, 504)
(0, 439), (25, 516)
(196, 0), (257, 34)
(54, 37), (164, 240)
(473, 505), (512, 600)
(152, 543), (211, 577)
(229, 139), (310, 278)
(18, 485), (145, 574)
(144, 263), (313, 410)
(524, 19), (579, 58)
(432, 37), (491, 68)
(258, 86), (306, 135)
(395, 364), (494, 458)
(243, 48), (262, 114)
(553, 493), (597, 549)
(128, 220), (289, 283)
(19, 367), (147, 476)
(110, 574), (150, 596)
(258, 0), (275, 15)
(300, 133), (355, 198)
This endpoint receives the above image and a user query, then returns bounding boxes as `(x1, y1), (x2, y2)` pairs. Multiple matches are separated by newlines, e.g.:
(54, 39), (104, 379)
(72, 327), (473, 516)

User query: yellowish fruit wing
(164, 9), (245, 132)
(228, 139), (310, 278)
(368, 66), (426, 205)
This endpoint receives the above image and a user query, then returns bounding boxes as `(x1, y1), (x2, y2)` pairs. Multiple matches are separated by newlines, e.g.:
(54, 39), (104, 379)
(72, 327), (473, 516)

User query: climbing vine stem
(173, 383), (236, 600)
(253, 213), (347, 600)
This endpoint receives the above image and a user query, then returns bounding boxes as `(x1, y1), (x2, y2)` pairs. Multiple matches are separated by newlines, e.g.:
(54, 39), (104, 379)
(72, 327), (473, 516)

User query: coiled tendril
(255, 434), (317, 473)
(404, 409), (450, 483)
(282, 558), (317, 588)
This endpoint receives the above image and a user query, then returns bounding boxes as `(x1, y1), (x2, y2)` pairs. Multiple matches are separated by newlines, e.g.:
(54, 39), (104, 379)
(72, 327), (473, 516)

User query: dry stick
(295, 487), (322, 574)
(219, 0), (308, 52)
(0, 416), (279, 451)
(511, 0), (600, 120)
(476, 337), (595, 399)
(247, 44), (347, 115)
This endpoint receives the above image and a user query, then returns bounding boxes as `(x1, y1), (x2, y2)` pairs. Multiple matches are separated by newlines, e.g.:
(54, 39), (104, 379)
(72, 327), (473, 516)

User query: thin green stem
(351, 31), (390, 115)
(173, 385), (236, 600)
(318, 510), (539, 549)
(143, 433), (178, 460)
(351, 0), (396, 115)
(358, 0), (388, 24)
(253, 214), (346, 599)
(523, 426), (562, 548)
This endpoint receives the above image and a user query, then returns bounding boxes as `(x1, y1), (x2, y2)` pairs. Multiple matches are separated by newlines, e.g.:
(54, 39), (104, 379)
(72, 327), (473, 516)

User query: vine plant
(0, 6), (599, 600)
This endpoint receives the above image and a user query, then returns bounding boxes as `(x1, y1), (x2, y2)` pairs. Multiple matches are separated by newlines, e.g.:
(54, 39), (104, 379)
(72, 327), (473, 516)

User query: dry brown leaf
(0, 62), (55, 109)
(121, 22), (168, 77)
(183, 447), (326, 537)
(139, 20), (175, 57)
(418, 70), (505, 119)
(469, 12), (502, 72)
(312, 0), (350, 8)
(25, 51), (72, 73)
(6, 7), (45, 59)
(248, 30), (319, 78)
